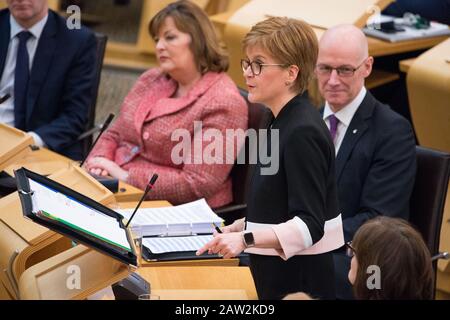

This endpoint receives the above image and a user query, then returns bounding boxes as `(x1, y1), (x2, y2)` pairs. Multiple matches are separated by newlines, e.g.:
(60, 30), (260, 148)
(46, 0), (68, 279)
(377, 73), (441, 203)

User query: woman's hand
(224, 218), (246, 233)
(85, 157), (108, 176)
(196, 232), (246, 259)
(86, 157), (129, 181)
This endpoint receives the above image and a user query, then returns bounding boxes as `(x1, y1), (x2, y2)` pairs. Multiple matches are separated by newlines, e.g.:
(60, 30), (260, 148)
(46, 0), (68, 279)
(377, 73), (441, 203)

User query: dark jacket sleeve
(343, 116), (416, 241)
(284, 126), (333, 244)
(34, 31), (96, 153)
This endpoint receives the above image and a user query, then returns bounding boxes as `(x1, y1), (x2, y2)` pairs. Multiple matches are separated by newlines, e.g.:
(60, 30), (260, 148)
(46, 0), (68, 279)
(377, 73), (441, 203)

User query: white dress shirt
(0, 14), (48, 146)
(323, 87), (367, 155)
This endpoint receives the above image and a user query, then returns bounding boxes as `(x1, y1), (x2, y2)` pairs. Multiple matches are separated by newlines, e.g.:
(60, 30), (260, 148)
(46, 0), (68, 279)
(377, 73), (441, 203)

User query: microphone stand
(125, 174), (159, 228)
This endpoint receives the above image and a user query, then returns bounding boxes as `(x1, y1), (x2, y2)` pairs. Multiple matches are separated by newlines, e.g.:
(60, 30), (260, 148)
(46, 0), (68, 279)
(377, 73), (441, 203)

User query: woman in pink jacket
(85, 1), (248, 208)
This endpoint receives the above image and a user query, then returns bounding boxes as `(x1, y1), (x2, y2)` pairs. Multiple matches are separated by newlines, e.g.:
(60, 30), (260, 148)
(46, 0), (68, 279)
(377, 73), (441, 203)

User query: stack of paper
(117, 199), (223, 237)
(142, 235), (213, 254)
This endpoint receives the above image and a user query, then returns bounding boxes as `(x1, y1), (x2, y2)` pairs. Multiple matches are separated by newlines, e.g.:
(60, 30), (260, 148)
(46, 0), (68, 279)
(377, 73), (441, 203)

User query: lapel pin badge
(353, 129), (358, 134)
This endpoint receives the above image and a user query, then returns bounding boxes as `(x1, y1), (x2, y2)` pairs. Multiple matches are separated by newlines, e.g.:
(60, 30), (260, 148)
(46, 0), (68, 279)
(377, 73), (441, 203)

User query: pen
(212, 223), (222, 234)
(0, 93), (11, 104)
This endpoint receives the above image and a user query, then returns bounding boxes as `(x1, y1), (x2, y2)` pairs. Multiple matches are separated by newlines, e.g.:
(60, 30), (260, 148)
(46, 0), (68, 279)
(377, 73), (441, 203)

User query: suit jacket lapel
(26, 11), (57, 125)
(0, 12), (11, 78)
(335, 91), (376, 181)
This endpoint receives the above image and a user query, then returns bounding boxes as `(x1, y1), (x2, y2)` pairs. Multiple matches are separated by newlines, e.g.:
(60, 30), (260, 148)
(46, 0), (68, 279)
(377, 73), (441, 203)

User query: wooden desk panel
(366, 69), (400, 89)
(137, 266), (257, 300)
(4, 148), (73, 176)
(0, 125), (33, 172)
(3, 147), (145, 202)
(114, 181), (144, 202)
(117, 200), (172, 209)
(368, 35), (450, 57)
(399, 58), (416, 73)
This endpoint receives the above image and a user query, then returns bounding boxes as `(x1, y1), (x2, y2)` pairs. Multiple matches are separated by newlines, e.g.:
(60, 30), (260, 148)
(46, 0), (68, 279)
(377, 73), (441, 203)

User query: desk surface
(367, 35), (449, 57)
(3, 147), (144, 202)
(399, 58), (416, 73)
(137, 266), (257, 300)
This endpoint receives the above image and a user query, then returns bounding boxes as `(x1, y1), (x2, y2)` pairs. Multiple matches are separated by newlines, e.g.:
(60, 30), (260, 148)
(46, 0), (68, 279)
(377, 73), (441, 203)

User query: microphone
(80, 113), (115, 167)
(431, 251), (449, 262)
(125, 174), (158, 228)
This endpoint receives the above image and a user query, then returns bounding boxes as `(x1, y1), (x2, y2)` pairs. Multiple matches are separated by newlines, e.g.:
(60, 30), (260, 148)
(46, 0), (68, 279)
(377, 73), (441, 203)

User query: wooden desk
(0, 125), (34, 172)
(399, 58), (416, 73)
(114, 182), (144, 202)
(3, 147), (72, 177)
(0, 0), (59, 10)
(2, 147), (144, 202)
(367, 35), (450, 57)
(117, 200), (172, 210)
(137, 266), (257, 300)
(366, 69), (400, 89)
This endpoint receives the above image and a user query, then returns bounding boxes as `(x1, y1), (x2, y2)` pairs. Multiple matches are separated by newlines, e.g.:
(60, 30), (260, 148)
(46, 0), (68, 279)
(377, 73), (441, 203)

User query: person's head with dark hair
(348, 216), (434, 300)
(149, 0), (228, 77)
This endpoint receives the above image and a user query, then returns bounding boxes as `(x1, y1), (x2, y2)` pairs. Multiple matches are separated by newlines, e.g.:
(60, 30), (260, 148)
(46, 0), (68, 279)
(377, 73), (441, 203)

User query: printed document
(29, 179), (131, 251)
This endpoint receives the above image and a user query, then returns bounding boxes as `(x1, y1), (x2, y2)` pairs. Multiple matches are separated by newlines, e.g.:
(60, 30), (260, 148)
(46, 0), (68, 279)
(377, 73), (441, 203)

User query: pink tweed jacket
(89, 68), (248, 208)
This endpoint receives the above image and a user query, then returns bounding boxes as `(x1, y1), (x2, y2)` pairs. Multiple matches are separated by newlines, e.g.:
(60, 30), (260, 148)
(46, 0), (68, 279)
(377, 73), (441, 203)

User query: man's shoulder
(0, 8), (9, 21)
(362, 93), (412, 131)
(49, 10), (94, 41)
(375, 103), (411, 130)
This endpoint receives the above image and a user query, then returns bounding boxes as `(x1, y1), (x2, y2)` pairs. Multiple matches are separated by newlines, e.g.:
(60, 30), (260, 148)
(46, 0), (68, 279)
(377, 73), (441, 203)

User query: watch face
(244, 232), (255, 247)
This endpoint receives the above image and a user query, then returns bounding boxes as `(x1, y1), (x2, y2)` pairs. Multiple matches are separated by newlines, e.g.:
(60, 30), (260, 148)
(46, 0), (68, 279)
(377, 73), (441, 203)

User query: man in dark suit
(0, 0), (96, 160)
(315, 25), (417, 299)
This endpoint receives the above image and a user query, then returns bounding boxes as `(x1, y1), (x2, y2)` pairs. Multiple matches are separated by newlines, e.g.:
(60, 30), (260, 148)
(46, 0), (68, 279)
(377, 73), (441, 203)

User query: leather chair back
(410, 146), (450, 295)
(216, 88), (271, 225)
(410, 146), (450, 256)
(230, 88), (272, 205)
(81, 33), (108, 159)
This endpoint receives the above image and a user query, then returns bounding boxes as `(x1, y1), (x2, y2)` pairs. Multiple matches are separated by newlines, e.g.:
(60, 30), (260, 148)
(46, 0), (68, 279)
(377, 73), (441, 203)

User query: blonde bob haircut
(149, 0), (229, 74)
(243, 16), (318, 94)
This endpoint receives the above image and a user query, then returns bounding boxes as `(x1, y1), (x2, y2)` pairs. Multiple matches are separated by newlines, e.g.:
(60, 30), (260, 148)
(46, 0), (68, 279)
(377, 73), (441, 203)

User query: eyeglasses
(345, 241), (356, 258)
(315, 58), (368, 77)
(241, 59), (288, 76)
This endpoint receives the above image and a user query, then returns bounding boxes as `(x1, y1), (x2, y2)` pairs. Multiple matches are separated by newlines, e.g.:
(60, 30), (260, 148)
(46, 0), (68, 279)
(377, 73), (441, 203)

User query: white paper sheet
(117, 199), (223, 236)
(142, 235), (213, 254)
(29, 179), (131, 251)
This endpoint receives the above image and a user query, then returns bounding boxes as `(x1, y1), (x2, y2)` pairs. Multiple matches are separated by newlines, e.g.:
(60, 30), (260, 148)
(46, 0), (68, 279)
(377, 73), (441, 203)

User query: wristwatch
(242, 231), (255, 248)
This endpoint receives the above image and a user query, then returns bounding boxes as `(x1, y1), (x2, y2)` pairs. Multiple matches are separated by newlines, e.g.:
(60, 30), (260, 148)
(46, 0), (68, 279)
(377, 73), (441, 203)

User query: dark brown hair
(242, 16), (318, 94)
(352, 216), (434, 300)
(149, 0), (228, 74)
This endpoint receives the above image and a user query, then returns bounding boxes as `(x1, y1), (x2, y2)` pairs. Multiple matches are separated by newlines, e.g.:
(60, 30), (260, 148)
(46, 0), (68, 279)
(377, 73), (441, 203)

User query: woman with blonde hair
(198, 16), (343, 299)
(85, 1), (247, 208)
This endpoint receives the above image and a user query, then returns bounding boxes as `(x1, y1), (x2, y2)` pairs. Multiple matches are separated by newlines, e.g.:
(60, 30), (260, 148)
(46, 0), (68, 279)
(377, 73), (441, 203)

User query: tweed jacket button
(143, 132), (150, 140)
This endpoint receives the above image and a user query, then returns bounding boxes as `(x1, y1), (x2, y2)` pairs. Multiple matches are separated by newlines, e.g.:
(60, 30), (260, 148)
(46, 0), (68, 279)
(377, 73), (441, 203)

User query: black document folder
(14, 167), (138, 267)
